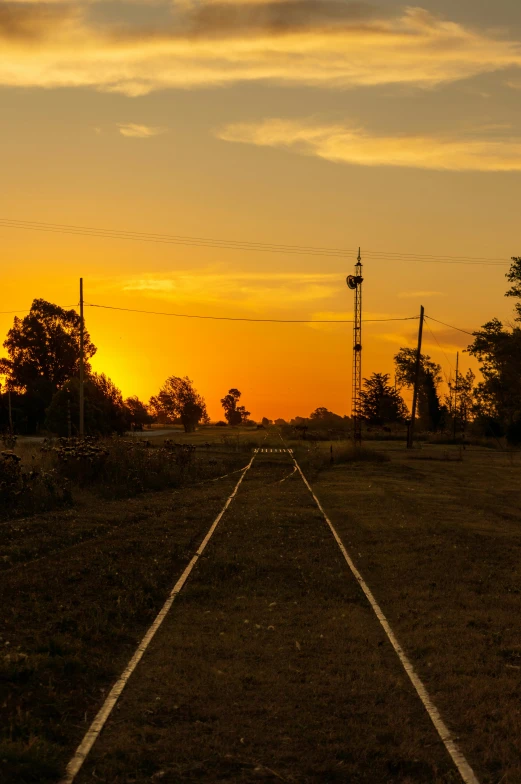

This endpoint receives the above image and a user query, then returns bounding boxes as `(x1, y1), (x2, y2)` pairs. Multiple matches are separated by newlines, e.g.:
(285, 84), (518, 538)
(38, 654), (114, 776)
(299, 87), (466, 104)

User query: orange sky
(1, 1), (520, 420)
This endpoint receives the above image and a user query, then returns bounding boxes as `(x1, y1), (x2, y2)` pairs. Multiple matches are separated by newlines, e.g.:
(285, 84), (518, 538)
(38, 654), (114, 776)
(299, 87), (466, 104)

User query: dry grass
(0, 470), (252, 782)
(2, 432), (520, 783)
(72, 452), (459, 784)
(313, 446), (521, 783)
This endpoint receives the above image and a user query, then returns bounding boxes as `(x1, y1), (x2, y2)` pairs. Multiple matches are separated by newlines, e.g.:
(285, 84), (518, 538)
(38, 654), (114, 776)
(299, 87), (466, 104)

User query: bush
(0, 451), (71, 519)
(42, 437), (110, 484)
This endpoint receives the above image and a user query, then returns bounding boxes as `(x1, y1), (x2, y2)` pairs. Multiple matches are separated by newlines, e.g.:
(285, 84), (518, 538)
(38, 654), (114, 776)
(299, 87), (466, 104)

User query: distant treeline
(1, 257), (520, 442)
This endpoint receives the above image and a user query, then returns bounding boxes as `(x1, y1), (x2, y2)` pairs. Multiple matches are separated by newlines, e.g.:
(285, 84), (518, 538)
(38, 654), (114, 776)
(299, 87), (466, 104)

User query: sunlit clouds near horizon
(1, 0), (520, 418)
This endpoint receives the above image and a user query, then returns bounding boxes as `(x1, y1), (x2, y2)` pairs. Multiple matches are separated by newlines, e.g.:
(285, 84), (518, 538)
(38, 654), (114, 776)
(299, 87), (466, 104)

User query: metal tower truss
(347, 249), (363, 446)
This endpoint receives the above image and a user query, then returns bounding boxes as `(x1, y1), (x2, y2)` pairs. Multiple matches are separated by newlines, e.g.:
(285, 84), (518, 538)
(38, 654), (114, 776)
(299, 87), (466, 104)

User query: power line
(424, 318), (455, 374)
(0, 217), (512, 266)
(84, 302), (419, 324)
(0, 306), (76, 315)
(425, 315), (476, 336)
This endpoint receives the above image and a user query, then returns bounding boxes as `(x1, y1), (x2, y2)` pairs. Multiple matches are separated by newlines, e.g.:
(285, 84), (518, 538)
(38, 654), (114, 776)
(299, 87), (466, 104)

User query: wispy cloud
(217, 118), (521, 171)
(117, 122), (166, 138)
(1, 4), (521, 94)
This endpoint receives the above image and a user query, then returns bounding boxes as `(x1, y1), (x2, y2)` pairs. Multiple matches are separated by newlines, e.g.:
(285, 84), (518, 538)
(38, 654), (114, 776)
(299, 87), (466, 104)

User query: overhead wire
(424, 318), (455, 381)
(425, 315), (476, 336)
(84, 302), (419, 324)
(0, 217), (512, 266)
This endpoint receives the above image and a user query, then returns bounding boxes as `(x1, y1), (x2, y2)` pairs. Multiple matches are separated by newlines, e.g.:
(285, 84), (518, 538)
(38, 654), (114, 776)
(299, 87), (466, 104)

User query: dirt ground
(1, 438), (520, 783)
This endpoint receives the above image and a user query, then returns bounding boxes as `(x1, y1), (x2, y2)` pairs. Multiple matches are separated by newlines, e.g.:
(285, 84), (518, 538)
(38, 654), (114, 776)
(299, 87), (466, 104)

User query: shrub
(42, 437), (109, 484)
(0, 451), (71, 518)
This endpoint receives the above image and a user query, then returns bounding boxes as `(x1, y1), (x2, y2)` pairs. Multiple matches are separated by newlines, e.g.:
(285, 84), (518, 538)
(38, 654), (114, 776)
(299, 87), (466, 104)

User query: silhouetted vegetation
(359, 372), (408, 426)
(394, 348), (443, 432)
(150, 376), (209, 433)
(467, 257), (521, 444)
(221, 388), (250, 425)
(0, 300), (96, 433)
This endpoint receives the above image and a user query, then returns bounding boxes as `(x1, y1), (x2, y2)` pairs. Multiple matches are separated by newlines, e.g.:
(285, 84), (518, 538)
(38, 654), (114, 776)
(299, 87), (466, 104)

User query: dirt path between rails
(73, 452), (465, 784)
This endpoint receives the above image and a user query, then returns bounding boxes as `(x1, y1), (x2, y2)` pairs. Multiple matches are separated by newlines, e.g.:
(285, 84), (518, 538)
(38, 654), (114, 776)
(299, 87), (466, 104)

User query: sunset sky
(1, 0), (520, 420)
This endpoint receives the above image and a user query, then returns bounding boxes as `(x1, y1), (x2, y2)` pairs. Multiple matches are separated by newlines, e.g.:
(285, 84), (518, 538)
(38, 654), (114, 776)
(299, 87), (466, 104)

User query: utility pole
(453, 351), (459, 441)
(67, 391), (72, 439)
(79, 278), (85, 439)
(407, 305), (424, 449)
(8, 389), (13, 435)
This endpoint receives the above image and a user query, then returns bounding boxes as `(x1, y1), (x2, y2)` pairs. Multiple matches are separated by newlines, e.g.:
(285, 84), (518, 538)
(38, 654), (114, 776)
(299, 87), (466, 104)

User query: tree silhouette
(359, 373), (408, 426)
(46, 373), (127, 436)
(0, 300), (96, 431)
(150, 376), (209, 433)
(221, 389), (250, 425)
(125, 396), (154, 429)
(394, 348), (443, 431)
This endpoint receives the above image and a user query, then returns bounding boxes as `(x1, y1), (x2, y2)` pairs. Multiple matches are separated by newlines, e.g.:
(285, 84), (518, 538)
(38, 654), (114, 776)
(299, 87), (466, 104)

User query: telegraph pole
(79, 278), (85, 438)
(453, 351), (459, 441)
(407, 305), (424, 449)
(67, 391), (72, 439)
(8, 389), (13, 435)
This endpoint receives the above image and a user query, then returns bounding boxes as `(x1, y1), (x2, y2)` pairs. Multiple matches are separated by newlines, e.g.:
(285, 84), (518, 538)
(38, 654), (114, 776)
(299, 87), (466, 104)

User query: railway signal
(347, 249), (363, 446)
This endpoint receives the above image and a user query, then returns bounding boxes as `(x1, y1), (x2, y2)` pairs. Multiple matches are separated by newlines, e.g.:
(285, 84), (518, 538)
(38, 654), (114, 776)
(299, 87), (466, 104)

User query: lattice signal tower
(347, 249), (363, 445)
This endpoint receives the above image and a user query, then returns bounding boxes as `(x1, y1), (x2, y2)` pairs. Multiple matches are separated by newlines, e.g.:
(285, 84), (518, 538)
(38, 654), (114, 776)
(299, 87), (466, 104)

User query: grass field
(1, 429), (520, 783)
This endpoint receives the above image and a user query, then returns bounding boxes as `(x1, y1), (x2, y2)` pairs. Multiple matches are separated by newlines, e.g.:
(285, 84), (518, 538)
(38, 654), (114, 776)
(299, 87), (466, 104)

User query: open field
(1, 430), (520, 783)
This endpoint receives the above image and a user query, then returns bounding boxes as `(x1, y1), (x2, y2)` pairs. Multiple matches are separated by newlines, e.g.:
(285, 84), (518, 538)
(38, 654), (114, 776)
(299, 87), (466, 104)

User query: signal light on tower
(347, 249), (363, 446)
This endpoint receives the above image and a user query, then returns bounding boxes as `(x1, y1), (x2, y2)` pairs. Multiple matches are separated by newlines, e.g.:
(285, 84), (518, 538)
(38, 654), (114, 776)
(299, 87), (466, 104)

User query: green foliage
(150, 376), (209, 433)
(221, 388), (250, 426)
(359, 372), (408, 426)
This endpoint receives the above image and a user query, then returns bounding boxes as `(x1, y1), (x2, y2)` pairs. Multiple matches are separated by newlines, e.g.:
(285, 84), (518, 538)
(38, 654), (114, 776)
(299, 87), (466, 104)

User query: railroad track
(58, 446), (479, 784)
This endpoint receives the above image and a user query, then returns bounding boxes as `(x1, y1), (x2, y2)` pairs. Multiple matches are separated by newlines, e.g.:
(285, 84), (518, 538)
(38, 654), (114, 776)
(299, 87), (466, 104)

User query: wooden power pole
(407, 305), (424, 449)
(453, 351), (459, 441)
(79, 278), (85, 438)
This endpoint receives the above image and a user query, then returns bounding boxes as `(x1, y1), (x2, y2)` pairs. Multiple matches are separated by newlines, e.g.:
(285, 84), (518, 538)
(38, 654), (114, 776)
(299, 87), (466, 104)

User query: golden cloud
(117, 122), (167, 137)
(217, 118), (521, 171)
(1, 4), (521, 94)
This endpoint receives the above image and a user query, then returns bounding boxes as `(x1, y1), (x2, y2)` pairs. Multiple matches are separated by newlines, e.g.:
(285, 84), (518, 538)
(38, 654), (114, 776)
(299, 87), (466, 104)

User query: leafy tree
(221, 388), (250, 426)
(125, 396), (154, 429)
(359, 372), (408, 426)
(46, 373), (128, 436)
(505, 257), (521, 321)
(445, 369), (475, 434)
(261, 417), (272, 426)
(394, 347), (443, 431)
(0, 300), (96, 432)
(466, 256), (521, 441)
(150, 376), (209, 433)
(467, 322), (521, 439)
